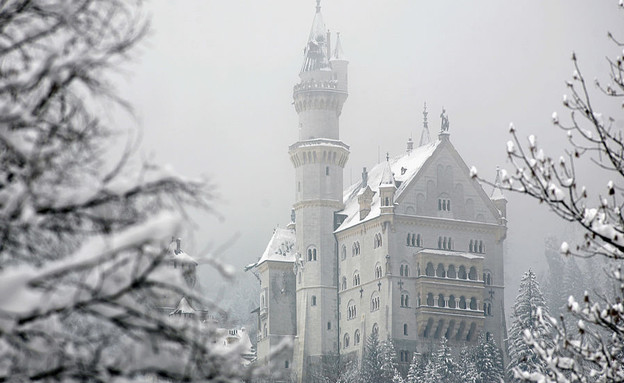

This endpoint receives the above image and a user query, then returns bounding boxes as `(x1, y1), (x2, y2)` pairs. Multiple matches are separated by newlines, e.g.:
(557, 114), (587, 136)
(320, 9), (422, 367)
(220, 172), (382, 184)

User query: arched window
(400, 264), (404, 276)
(447, 265), (456, 279)
(488, 303), (492, 316)
(459, 296), (467, 309)
(448, 237), (452, 249)
(470, 297), (477, 310)
(479, 241), (483, 253)
(341, 245), (347, 261)
(416, 234), (422, 247)
(427, 293), (434, 306)
(438, 293), (445, 307)
(438, 237), (442, 249)
(443, 237), (447, 250)
(401, 293), (409, 308)
(469, 266), (477, 280)
(311, 296), (317, 306)
(307, 247), (317, 261)
(412, 234), (416, 247)
(406, 233), (411, 246)
(458, 265), (467, 279)
(371, 292), (380, 312)
(347, 300), (356, 320)
(375, 263), (383, 279)
(487, 274), (491, 285)
(352, 241), (360, 256)
(374, 233), (382, 248)
(448, 294), (456, 309)
(403, 323), (408, 336)
(469, 239), (473, 252)
(436, 263), (446, 277)
(341, 276), (347, 291)
(354, 330), (361, 345)
(343, 333), (350, 348)
(426, 262), (435, 276)
(353, 271), (360, 286)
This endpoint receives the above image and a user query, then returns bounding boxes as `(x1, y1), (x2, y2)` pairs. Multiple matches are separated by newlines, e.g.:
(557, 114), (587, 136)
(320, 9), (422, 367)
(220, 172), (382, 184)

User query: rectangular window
(327, 322), (331, 330)
(326, 166), (330, 176)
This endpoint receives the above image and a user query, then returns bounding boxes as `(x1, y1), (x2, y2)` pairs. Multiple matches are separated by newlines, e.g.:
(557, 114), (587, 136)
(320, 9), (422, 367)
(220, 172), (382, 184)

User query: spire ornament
(419, 102), (431, 146)
(440, 107), (450, 133)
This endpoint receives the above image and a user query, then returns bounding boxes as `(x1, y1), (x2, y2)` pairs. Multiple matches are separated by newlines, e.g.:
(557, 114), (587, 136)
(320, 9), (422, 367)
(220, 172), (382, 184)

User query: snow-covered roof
(336, 140), (440, 231)
(255, 227), (296, 267)
(301, 6), (329, 73)
(417, 249), (484, 260)
(490, 166), (506, 201)
(167, 239), (198, 265)
(169, 296), (196, 315)
(331, 32), (346, 60)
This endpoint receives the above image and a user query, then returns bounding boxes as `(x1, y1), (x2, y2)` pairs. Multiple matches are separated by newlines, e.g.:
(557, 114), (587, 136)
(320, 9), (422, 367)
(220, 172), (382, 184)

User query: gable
(395, 139), (502, 224)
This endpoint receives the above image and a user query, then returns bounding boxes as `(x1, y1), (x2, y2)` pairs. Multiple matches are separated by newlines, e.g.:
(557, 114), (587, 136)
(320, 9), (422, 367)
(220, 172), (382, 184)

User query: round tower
(289, 2), (349, 381)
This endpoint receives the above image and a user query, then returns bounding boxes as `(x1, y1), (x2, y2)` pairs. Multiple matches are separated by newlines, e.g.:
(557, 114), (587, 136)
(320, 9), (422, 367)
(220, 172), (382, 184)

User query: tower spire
(316, 0), (321, 12)
(419, 102), (431, 146)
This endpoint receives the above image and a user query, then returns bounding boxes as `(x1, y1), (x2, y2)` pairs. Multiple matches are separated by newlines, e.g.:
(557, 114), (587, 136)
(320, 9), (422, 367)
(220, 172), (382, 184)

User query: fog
(114, 1), (624, 314)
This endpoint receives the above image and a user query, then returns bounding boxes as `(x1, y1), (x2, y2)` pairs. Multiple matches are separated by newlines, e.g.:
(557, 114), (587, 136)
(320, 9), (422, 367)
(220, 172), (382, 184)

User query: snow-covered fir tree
(380, 337), (399, 383)
(406, 354), (427, 383)
(473, 334), (505, 383)
(360, 330), (383, 383)
(507, 270), (553, 381)
(431, 338), (460, 383)
(457, 346), (479, 383)
(392, 368), (406, 383)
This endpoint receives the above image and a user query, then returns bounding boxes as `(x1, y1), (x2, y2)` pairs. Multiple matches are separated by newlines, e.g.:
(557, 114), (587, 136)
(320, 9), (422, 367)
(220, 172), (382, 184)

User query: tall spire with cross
(419, 102), (431, 146)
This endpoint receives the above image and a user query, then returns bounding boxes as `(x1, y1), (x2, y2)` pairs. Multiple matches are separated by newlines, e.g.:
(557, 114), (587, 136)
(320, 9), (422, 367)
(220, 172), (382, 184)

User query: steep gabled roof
(336, 141), (440, 231)
(253, 227), (296, 267)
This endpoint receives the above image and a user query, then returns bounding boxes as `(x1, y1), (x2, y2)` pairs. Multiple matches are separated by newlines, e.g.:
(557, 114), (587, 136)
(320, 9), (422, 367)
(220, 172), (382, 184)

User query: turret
(491, 166), (507, 223)
(379, 155), (396, 215)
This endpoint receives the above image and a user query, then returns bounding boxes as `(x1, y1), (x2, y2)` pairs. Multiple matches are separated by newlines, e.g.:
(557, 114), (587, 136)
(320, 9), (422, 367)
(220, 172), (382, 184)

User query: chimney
(361, 167), (368, 188)
(176, 238), (181, 253)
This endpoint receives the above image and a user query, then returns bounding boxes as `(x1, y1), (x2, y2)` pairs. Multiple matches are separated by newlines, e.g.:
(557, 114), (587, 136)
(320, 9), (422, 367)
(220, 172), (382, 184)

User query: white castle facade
(250, 3), (508, 382)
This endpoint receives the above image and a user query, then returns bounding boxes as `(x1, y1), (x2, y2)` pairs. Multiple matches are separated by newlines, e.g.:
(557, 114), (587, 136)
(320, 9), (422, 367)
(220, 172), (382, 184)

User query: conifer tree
(431, 338), (460, 383)
(458, 346), (479, 383)
(380, 336), (399, 383)
(392, 368), (406, 383)
(406, 353), (426, 383)
(422, 358), (442, 383)
(507, 269), (552, 381)
(474, 334), (505, 383)
(360, 329), (383, 383)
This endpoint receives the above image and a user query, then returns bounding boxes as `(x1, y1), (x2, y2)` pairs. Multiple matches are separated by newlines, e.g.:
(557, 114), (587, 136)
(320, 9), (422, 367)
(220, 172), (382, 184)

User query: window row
(422, 293), (479, 310)
(373, 233), (382, 248)
(423, 262), (478, 281)
(406, 233), (422, 247)
(343, 329), (361, 349)
(469, 239), (485, 253)
(422, 318), (478, 341)
(437, 236), (453, 250)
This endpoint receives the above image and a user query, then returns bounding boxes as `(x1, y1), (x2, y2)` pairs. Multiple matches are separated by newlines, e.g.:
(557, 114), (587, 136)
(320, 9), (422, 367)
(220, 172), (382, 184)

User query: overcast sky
(114, 1), (624, 311)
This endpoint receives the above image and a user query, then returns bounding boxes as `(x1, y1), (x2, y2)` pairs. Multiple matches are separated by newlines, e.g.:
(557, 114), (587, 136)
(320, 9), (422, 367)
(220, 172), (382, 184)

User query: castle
(250, 3), (507, 381)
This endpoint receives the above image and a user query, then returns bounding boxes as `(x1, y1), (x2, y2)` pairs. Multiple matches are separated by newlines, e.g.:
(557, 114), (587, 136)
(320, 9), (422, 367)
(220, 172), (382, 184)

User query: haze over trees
(0, 1), (248, 382)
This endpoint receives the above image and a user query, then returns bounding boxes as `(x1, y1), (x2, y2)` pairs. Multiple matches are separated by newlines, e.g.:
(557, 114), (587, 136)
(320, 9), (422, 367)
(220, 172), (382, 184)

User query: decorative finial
(440, 107), (450, 133)
(419, 101), (431, 146)
(316, 0), (321, 12)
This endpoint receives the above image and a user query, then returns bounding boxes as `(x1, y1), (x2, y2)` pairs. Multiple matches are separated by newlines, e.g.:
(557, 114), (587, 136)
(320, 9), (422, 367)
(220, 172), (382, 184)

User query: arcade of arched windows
(406, 233), (422, 247)
(353, 272), (361, 287)
(469, 239), (485, 253)
(373, 233), (382, 249)
(421, 318), (479, 342)
(420, 292), (481, 312)
(400, 292), (410, 308)
(352, 241), (361, 256)
(437, 236), (453, 250)
(422, 262), (480, 282)
(306, 246), (317, 261)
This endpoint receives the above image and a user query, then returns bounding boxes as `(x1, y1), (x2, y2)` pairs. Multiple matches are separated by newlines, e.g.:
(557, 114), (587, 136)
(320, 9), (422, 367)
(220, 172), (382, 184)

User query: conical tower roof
(379, 156), (396, 187)
(419, 102), (431, 146)
(301, 1), (329, 73)
(332, 32), (346, 60)
(491, 166), (506, 200)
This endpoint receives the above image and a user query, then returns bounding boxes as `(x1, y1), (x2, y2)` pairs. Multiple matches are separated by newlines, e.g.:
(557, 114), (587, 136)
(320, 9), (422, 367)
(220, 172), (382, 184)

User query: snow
(560, 241), (570, 255)
(336, 140), (439, 231)
(507, 140), (516, 154)
(254, 227), (296, 266)
(469, 166), (478, 178)
(170, 296), (196, 315)
(418, 248), (485, 260)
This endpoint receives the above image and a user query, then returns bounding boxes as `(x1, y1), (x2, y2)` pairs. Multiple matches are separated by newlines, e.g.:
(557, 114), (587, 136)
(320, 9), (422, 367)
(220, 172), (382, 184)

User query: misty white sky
(114, 1), (624, 311)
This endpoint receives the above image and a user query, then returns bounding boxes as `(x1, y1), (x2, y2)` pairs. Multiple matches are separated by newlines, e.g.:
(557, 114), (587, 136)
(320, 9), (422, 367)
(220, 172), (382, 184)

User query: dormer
(358, 185), (375, 220)
(379, 159), (396, 215)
